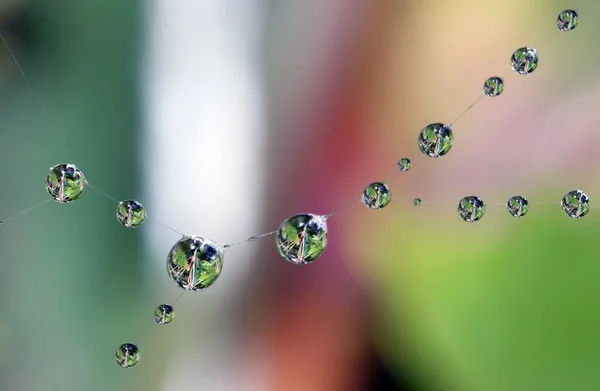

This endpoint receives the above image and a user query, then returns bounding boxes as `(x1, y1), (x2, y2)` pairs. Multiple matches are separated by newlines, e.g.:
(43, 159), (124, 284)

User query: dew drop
(561, 190), (590, 218)
(397, 158), (411, 172)
(506, 195), (529, 217)
(276, 213), (328, 264)
(457, 196), (485, 222)
(115, 343), (140, 368)
(413, 198), (422, 207)
(511, 47), (538, 75)
(154, 304), (175, 325)
(557, 10), (579, 31)
(45, 163), (86, 203)
(116, 200), (146, 228)
(483, 76), (504, 97)
(362, 182), (392, 209)
(418, 123), (453, 158)
(166, 236), (224, 291)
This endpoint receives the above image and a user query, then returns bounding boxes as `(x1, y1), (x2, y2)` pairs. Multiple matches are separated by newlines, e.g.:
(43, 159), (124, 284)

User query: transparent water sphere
(397, 158), (411, 172)
(457, 196), (485, 222)
(116, 343), (140, 368)
(362, 182), (392, 209)
(116, 200), (146, 228)
(506, 195), (529, 217)
(557, 10), (579, 31)
(561, 190), (590, 218)
(45, 163), (86, 203)
(418, 123), (453, 158)
(167, 236), (224, 291)
(483, 76), (504, 97)
(413, 198), (422, 207)
(276, 213), (328, 264)
(154, 304), (174, 325)
(511, 47), (538, 75)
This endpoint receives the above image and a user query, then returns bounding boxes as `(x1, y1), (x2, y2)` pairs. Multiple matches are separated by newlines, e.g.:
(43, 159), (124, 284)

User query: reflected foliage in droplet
(276, 213), (328, 264)
(506, 196), (529, 217)
(167, 236), (224, 291)
(154, 304), (175, 325)
(561, 190), (590, 218)
(115, 343), (140, 368)
(511, 47), (538, 75)
(457, 196), (486, 222)
(418, 123), (454, 158)
(116, 199), (146, 228)
(45, 163), (86, 203)
(483, 76), (504, 97)
(557, 10), (579, 31)
(362, 182), (392, 209)
(398, 158), (412, 172)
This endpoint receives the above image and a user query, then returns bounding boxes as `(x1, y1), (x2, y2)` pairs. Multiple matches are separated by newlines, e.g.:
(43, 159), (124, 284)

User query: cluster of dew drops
(39, 9), (584, 370)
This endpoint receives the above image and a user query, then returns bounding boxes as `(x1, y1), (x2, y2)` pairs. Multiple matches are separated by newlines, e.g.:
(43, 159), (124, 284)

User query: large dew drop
(45, 163), (86, 203)
(115, 343), (140, 368)
(418, 123), (453, 158)
(457, 196), (485, 222)
(511, 47), (538, 75)
(561, 190), (589, 218)
(362, 182), (392, 210)
(276, 214), (328, 264)
(167, 236), (224, 291)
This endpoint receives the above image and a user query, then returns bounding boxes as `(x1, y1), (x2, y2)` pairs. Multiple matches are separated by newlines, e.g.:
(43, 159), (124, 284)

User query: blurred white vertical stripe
(142, 0), (266, 390)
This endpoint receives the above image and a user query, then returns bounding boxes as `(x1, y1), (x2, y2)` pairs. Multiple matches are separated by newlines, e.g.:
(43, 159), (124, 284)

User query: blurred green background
(1, 1), (600, 391)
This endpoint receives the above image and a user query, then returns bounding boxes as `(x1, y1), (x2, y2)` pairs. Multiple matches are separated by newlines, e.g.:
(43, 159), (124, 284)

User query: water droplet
(511, 47), (538, 75)
(115, 343), (140, 368)
(154, 304), (175, 325)
(557, 10), (579, 31)
(418, 123), (453, 158)
(397, 158), (411, 172)
(561, 190), (590, 218)
(167, 236), (224, 291)
(362, 182), (392, 209)
(413, 198), (422, 207)
(45, 163), (86, 203)
(506, 195), (529, 217)
(483, 77), (504, 97)
(457, 196), (485, 222)
(116, 200), (146, 228)
(276, 214), (328, 264)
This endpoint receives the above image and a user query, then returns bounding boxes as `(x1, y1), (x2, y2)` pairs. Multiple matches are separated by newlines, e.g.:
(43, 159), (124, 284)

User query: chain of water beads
(0, 8), (585, 369)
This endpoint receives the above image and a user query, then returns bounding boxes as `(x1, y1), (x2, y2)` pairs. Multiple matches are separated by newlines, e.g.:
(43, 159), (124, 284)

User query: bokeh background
(1, 0), (600, 390)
